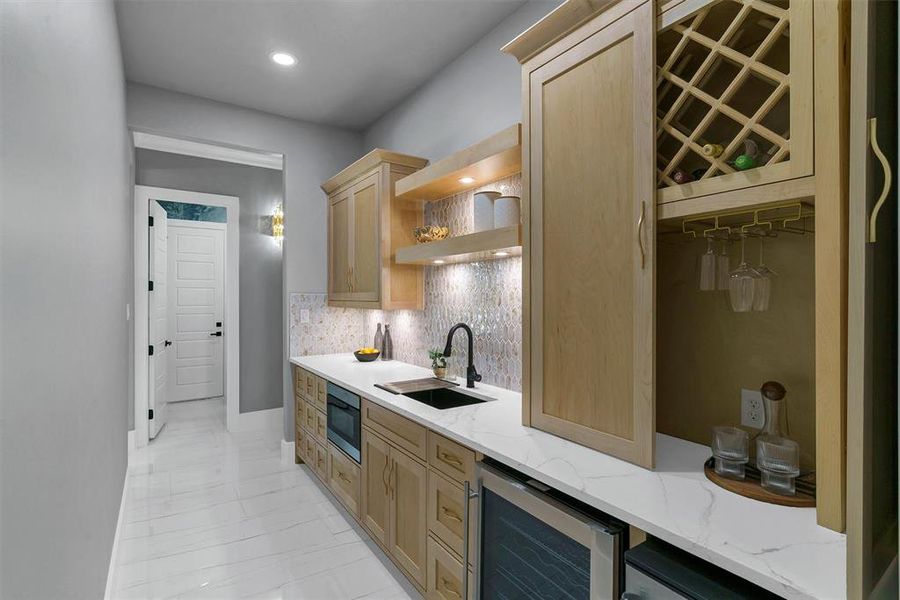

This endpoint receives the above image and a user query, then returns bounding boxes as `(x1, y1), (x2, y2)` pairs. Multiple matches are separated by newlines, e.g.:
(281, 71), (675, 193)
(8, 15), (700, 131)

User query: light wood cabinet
(362, 429), (391, 545)
(322, 149), (428, 309)
(314, 442), (328, 481)
(363, 399), (427, 459)
(388, 445), (428, 587)
(427, 471), (475, 562)
(517, 0), (657, 468)
(507, 0), (849, 530)
(426, 536), (474, 600)
(361, 426), (428, 587)
(327, 444), (361, 517)
(427, 432), (476, 485)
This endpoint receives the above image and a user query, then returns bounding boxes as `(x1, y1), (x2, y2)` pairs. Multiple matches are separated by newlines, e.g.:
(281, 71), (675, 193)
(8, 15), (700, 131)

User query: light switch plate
(300, 308), (310, 324)
(741, 389), (764, 429)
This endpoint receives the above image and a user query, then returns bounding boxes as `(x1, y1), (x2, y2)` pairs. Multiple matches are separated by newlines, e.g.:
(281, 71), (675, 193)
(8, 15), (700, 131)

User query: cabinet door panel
(528, 0), (655, 467)
(362, 429), (391, 545)
(329, 192), (351, 298)
(351, 173), (380, 301)
(389, 448), (427, 587)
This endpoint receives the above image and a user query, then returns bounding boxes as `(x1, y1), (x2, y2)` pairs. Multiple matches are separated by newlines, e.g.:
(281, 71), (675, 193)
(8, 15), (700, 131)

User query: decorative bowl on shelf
(354, 348), (380, 362)
(414, 225), (450, 244)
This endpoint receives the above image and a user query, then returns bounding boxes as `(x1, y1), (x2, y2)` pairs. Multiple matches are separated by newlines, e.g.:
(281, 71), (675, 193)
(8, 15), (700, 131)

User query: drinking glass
(699, 237), (717, 291)
(716, 240), (731, 291)
(752, 236), (776, 311)
(728, 235), (756, 312)
(757, 435), (800, 495)
(711, 426), (749, 480)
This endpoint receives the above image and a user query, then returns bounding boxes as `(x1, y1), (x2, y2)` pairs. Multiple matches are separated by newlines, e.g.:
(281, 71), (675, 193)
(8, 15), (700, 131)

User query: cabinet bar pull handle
(439, 451), (464, 467)
(637, 201), (646, 269)
(440, 578), (462, 599)
(868, 117), (893, 243)
(338, 471), (351, 484)
(381, 459), (389, 495)
(389, 462), (396, 499)
(440, 506), (462, 522)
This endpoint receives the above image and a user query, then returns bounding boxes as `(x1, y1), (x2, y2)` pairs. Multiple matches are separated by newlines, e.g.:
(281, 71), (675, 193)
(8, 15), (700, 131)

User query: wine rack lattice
(656, 0), (792, 190)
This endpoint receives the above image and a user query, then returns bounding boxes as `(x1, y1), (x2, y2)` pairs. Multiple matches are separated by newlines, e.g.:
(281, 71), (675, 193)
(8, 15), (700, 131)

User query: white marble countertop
(290, 354), (846, 599)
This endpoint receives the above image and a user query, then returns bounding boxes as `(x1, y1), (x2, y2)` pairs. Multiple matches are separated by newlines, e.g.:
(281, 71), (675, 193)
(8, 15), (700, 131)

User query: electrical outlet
(300, 309), (310, 324)
(741, 389), (764, 429)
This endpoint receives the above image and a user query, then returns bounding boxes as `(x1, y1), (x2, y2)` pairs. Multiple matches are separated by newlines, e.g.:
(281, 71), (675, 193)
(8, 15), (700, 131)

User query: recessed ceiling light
(493, 251), (509, 257)
(270, 52), (297, 67)
(433, 260), (445, 265)
(458, 176), (475, 185)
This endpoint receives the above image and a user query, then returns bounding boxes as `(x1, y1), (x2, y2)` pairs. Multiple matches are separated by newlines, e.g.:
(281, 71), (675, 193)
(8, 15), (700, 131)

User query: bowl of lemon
(354, 347), (380, 362)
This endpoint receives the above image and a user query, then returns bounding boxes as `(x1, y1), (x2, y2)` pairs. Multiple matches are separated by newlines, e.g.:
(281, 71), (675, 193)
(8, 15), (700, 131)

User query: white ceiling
(116, 0), (528, 130)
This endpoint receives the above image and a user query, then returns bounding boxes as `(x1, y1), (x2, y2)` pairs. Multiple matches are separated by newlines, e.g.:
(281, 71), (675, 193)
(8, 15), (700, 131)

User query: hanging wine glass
(716, 238), (731, 291)
(699, 236), (717, 291)
(752, 235), (777, 311)
(729, 234), (756, 312)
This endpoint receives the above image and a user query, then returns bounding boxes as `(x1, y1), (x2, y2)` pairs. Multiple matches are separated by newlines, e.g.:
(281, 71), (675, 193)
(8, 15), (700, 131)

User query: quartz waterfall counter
(290, 354), (846, 599)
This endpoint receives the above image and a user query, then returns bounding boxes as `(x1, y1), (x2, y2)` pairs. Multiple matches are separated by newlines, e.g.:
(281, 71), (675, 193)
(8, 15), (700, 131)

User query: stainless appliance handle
(475, 463), (621, 600)
(462, 480), (479, 600)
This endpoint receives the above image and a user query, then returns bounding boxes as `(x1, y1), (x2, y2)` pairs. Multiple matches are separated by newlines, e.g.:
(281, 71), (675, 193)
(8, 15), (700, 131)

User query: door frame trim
(134, 185), (240, 446)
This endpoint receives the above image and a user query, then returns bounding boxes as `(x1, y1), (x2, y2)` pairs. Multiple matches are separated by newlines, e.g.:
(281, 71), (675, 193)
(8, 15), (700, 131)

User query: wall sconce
(272, 203), (284, 246)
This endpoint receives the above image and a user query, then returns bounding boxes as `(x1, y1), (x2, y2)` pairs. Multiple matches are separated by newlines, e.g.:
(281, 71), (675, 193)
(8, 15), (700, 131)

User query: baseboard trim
(104, 466), (128, 600)
(233, 406), (283, 432)
(281, 438), (296, 465)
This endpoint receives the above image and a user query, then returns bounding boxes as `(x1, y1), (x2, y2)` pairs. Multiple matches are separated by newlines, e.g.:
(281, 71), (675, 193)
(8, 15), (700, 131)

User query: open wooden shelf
(394, 225), (522, 265)
(394, 124), (522, 202)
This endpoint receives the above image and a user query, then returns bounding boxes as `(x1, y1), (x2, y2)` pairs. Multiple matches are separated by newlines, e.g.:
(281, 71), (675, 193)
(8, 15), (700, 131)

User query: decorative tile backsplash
(289, 175), (523, 391)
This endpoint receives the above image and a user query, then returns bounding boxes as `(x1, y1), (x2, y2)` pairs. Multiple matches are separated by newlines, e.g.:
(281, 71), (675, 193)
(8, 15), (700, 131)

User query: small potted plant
(428, 349), (447, 379)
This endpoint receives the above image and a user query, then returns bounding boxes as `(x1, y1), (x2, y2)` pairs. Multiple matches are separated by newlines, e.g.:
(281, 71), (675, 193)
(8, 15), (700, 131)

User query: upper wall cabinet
(511, 0), (657, 468)
(655, 0), (813, 206)
(322, 150), (428, 309)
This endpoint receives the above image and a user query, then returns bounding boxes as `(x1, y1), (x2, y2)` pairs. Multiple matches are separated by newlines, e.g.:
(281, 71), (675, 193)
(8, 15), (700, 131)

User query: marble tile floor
(110, 398), (421, 600)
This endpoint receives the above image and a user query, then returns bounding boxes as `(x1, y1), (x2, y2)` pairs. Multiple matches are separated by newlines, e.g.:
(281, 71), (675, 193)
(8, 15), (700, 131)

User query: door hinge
(148, 345), (154, 356)
(148, 409), (154, 420)
(148, 280), (154, 291)
(149, 216), (154, 227)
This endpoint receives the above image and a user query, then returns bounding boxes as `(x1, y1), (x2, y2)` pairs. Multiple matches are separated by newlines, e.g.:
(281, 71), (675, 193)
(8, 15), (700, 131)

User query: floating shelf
(394, 124), (522, 202)
(394, 225), (522, 266)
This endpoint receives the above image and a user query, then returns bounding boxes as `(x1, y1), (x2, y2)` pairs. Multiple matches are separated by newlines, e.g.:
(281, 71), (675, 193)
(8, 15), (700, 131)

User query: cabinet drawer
(428, 432), (475, 484)
(305, 370), (315, 398)
(314, 441), (328, 481)
(363, 400), (427, 460)
(426, 536), (473, 600)
(316, 377), (328, 411)
(427, 471), (475, 561)
(315, 409), (327, 442)
(296, 427), (306, 462)
(294, 367), (305, 397)
(304, 400), (315, 432)
(327, 444), (361, 517)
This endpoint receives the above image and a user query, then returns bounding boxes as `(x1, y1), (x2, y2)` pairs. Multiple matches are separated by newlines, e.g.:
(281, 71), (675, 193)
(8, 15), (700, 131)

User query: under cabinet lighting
(433, 260), (445, 265)
(458, 176), (475, 185)
(270, 52), (297, 67)
(493, 251), (509, 257)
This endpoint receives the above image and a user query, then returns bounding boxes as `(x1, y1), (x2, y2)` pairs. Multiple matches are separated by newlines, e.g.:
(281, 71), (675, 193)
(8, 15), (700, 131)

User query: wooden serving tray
(374, 378), (459, 395)
(704, 457), (816, 508)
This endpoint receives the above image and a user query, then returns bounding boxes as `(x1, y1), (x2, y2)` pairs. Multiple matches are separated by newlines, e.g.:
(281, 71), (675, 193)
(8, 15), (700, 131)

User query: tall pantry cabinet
(506, 0), (849, 532)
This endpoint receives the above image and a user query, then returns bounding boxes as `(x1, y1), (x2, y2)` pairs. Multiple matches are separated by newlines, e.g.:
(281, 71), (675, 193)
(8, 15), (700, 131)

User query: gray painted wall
(135, 149), (284, 415)
(363, 0), (561, 161)
(126, 83), (362, 440)
(0, 1), (131, 598)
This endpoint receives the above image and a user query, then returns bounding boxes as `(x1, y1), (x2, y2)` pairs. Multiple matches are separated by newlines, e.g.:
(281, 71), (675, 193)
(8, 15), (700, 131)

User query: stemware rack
(678, 201), (814, 241)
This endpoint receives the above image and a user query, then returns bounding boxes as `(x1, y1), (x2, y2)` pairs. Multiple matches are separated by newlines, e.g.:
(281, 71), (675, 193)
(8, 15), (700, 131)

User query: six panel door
(527, 0), (656, 468)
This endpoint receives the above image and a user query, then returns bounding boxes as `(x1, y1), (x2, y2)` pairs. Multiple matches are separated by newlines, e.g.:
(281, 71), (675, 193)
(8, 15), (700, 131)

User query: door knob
(209, 332), (222, 337)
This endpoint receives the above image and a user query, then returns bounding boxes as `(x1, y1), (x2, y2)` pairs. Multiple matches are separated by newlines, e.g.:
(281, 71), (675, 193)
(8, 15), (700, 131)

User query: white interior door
(148, 201), (169, 438)
(167, 221), (225, 402)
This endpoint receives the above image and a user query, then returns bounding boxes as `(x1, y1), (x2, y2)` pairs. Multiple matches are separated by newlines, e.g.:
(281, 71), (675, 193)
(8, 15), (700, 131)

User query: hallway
(109, 399), (418, 599)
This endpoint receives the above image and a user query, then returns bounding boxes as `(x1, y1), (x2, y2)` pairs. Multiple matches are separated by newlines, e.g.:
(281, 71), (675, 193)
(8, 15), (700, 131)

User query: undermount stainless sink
(402, 387), (488, 410)
(375, 377), (494, 410)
